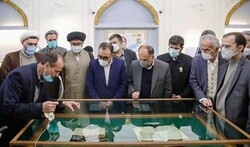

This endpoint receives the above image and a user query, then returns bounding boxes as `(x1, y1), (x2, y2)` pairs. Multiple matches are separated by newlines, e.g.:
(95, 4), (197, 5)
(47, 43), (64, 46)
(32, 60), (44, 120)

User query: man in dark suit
(214, 32), (250, 137)
(157, 35), (193, 112)
(128, 45), (172, 113)
(109, 34), (137, 72)
(0, 50), (80, 147)
(190, 34), (226, 107)
(86, 42), (127, 113)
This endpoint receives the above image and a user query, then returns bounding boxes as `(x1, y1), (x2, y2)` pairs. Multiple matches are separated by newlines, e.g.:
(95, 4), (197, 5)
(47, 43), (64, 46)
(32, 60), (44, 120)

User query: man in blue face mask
(157, 35), (194, 112)
(37, 30), (67, 103)
(0, 30), (43, 85)
(37, 30), (67, 55)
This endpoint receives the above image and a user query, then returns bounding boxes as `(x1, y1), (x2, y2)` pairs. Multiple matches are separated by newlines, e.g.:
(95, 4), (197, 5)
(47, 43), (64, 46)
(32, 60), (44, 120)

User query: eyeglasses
(98, 55), (111, 61)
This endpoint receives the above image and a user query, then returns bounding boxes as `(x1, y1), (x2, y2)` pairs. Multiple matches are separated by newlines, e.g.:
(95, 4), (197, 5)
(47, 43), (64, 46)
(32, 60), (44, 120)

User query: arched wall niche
(225, 0), (248, 26)
(93, 0), (159, 56)
(1, 0), (28, 28)
(94, 0), (159, 26)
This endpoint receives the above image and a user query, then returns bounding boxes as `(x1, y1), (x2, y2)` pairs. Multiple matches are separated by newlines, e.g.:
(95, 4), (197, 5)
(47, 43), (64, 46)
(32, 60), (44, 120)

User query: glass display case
(9, 99), (250, 147)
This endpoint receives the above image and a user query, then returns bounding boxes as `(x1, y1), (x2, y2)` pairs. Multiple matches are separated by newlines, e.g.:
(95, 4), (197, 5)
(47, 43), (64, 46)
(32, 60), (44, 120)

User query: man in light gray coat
(128, 45), (172, 113)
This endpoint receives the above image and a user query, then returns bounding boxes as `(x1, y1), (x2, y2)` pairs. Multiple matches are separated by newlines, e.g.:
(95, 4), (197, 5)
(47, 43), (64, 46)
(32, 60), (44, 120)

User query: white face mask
(98, 59), (109, 67)
(221, 47), (237, 60)
(201, 52), (212, 60)
(71, 45), (82, 53)
(140, 60), (148, 68)
(112, 44), (120, 52)
(243, 48), (250, 56)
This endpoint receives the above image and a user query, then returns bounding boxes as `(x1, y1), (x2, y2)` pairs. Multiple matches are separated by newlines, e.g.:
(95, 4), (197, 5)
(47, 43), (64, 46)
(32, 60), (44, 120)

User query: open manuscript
(133, 124), (189, 142)
(72, 124), (105, 142)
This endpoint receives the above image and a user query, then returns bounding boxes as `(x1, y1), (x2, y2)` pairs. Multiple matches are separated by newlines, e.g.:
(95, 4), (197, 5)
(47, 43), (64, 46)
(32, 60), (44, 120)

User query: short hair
(169, 35), (184, 48)
(199, 34), (220, 49)
(122, 36), (127, 42)
(138, 45), (154, 55)
(242, 31), (250, 36)
(45, 30), (58, 39)
(223, 32), (247, 48)
(98, 42), (114, 53)
(84, 46), (93, 53)
(109, 34), (123, 42)
(201, 29), (216, 37)
(40, 50), (63, 67)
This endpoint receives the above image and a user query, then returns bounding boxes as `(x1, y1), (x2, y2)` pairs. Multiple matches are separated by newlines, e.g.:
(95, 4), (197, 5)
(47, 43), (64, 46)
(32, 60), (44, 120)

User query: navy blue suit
(0, 63), (50, 146)
(86, 57), (128, 112)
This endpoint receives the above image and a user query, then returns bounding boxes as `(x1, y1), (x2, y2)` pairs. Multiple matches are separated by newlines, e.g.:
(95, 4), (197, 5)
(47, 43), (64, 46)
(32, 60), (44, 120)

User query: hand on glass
(106, 100), (113, 109)
(132, 91), (140, 100)
(172, 94), (182, 99)
(201, 98), (213, 107)
(100, 101), (113, 110)
(62, 101), (80, 112)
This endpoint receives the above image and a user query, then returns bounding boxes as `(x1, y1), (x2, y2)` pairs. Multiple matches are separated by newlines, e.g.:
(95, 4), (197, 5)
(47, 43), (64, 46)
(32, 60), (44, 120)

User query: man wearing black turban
(61, 31), (93, 113)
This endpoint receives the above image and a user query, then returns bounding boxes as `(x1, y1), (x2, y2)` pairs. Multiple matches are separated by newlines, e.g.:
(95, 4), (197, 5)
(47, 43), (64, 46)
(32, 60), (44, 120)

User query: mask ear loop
(43, 65), (48, 76)
(36, 76), (64, 146)
(44, 75), (64, 120)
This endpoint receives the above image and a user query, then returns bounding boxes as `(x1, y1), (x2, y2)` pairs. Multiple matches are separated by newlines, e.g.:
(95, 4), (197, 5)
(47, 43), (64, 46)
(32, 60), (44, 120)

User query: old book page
(133, 125), (189, 142)
(72, 124), (105, 139)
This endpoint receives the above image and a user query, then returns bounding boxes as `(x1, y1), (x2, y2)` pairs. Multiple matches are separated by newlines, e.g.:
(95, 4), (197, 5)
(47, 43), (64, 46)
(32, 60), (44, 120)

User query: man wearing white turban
(0, 30), (43, 85)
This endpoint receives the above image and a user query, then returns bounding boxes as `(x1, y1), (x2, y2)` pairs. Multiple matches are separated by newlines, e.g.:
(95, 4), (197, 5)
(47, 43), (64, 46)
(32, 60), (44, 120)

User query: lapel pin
(179, 67), (183, 72)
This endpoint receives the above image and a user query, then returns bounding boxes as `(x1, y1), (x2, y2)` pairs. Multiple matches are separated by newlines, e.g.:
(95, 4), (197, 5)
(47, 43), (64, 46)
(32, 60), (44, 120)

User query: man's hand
(100, 102), (107, 110)
(100, 101), (113, 110)
(172, 94), (182, 99)
(172, 94), (182, 103)
(132, 91), (140, 100)
(62, 101), (80, 112)
(201, 98), (213, 107)
(42, 101), (58, 113)
(106, 100), (113, 109)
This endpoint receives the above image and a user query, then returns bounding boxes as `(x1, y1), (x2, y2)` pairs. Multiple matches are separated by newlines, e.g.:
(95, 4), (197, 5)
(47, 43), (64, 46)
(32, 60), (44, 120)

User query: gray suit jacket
(214, 57), (250, 135)
(128, 59), (172, 98)
(37, 46), (67, 55)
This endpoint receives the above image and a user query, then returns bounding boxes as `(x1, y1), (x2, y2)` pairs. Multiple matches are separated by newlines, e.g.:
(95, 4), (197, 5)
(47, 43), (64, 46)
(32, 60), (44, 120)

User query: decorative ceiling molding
(94, 0), (159, 25)
(225, 0), (247, 26)
(2, 0), (28, 27)
(94, 0), (117, 25)
(137, 0), (159, 25)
